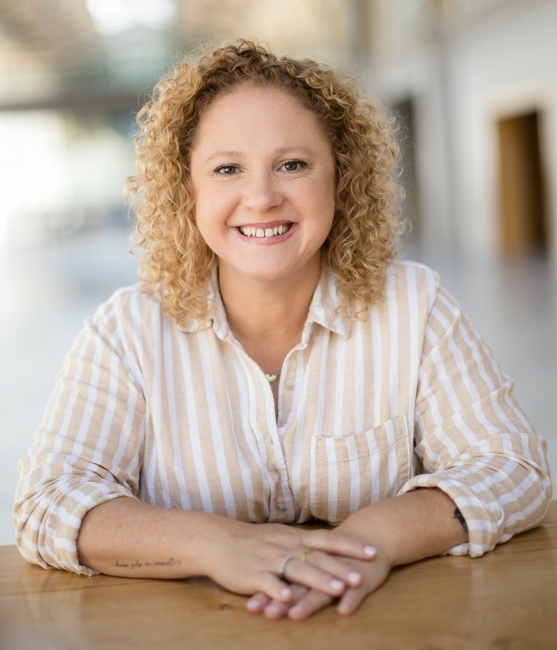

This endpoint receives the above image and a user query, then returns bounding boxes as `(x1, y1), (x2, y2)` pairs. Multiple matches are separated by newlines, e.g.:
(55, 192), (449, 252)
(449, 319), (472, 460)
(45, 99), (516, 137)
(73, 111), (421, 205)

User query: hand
(246, 545), (392, 620)
(245, 489), (466, 619)
(201, 518), (377, 605)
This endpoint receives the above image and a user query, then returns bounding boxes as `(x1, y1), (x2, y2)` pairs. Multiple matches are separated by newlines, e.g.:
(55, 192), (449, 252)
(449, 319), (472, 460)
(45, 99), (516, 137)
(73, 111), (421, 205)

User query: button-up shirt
(13, 261), (552, 574)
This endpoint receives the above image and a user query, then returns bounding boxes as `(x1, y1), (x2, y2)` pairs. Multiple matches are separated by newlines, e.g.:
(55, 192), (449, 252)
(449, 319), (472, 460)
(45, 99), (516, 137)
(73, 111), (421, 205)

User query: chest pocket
(309, 415), (412, 525)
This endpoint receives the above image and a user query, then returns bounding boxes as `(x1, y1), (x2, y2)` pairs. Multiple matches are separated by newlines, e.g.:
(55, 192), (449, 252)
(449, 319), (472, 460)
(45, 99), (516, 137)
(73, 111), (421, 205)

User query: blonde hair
(127, 39), (403, 323)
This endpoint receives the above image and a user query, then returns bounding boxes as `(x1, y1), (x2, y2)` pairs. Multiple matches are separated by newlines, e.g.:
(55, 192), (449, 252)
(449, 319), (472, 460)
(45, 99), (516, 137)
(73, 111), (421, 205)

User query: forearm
(337, 488), (468, 566)
(77, 495), (378, 606)
(77, 496), (230, 579)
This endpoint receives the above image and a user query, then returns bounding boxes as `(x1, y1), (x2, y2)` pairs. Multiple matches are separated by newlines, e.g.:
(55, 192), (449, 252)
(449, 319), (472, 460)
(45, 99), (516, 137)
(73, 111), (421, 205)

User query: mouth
(238, 223), (293, 238)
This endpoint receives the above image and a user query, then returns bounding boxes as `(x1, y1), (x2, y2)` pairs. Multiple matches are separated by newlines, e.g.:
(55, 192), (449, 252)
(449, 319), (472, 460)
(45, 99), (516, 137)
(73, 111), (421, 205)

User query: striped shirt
(13, 261), (552, 574)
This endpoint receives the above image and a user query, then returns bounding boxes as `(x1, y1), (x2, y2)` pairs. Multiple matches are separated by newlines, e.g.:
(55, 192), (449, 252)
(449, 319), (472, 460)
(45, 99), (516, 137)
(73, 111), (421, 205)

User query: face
(189, 84), (337, 289)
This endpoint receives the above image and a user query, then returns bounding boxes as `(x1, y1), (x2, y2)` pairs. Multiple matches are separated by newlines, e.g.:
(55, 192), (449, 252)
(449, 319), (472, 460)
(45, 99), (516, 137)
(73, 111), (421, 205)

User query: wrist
(335, 489), (467, 567)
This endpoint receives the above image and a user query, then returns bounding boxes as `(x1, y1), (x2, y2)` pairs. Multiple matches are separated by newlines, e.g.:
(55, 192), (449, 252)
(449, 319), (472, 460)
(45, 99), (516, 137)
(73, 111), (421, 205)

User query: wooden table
(1, 502), (556, 650)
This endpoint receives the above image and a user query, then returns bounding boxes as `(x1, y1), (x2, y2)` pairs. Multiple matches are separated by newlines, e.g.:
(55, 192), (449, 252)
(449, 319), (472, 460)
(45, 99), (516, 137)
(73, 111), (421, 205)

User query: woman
(14, 40), (552, 620)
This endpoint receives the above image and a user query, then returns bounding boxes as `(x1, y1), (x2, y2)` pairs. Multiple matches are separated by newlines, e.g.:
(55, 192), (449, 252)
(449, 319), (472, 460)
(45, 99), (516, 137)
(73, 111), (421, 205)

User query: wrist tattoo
(113, 557), (180, 570)
(453, 506), (468, 532)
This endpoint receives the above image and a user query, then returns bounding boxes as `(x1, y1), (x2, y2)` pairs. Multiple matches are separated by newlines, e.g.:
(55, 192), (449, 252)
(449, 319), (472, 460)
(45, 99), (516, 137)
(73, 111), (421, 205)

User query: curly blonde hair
(127, 39), (403, 323)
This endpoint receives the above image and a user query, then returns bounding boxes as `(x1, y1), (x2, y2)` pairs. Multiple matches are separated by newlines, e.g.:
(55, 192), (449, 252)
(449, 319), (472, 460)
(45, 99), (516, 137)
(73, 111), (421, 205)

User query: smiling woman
(13, 40), (552, 622)
(190, 84), (336, 291)
(126, 41), (402, 327)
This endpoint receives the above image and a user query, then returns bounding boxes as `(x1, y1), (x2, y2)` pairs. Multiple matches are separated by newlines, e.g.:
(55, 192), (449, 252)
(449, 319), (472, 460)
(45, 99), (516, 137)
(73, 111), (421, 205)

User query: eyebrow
(201, 146), (319, 165)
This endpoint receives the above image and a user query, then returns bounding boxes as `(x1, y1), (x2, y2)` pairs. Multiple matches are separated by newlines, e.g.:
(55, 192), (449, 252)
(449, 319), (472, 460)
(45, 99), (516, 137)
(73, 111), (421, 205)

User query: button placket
(243, 357), (292, 521)
(241, 339), (305, 522)
(270, 347), (306, 520)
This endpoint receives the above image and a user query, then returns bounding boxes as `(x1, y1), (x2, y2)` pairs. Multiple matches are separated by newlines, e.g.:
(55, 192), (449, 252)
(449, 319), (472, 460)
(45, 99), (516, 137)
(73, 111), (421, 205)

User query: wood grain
(1, 502), (556, 649)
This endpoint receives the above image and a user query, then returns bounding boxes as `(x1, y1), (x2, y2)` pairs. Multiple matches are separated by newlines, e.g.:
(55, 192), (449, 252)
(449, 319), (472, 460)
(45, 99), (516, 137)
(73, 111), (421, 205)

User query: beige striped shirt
(14, 261), (552, 574)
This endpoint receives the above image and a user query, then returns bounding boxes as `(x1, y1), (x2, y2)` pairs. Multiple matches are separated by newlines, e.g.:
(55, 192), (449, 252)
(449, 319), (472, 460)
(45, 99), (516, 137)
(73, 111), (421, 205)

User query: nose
(242, 171), (283, 213)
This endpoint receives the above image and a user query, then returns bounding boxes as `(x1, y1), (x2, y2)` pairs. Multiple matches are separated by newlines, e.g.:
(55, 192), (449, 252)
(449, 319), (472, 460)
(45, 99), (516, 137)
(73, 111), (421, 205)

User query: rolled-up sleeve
(13, 292), (146, 574)
(400, 284), (552, 557)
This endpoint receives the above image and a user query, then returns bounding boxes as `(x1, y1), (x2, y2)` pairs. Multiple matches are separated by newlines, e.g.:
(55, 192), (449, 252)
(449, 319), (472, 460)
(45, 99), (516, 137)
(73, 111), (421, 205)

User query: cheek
(192, 186), (217, 227)
(195, 180), (237, 213)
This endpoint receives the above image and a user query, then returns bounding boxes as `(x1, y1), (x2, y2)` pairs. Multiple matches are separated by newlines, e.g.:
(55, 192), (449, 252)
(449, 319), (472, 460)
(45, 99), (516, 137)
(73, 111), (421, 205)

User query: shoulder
(385, 259), (439, 285)
(93, 283), (162, 319)
(89, 283), (214, 339)
(384, 260), (441, 309)
(84, 283), (168, 341)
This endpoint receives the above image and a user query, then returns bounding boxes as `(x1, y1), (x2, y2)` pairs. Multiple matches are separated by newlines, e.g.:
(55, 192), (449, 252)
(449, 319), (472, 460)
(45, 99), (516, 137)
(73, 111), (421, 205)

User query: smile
(238, 224), (292, 238)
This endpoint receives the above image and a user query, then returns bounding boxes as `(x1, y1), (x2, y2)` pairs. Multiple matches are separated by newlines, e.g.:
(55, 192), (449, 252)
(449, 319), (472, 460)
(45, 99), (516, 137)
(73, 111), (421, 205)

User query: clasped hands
(206, 520), (392, 620)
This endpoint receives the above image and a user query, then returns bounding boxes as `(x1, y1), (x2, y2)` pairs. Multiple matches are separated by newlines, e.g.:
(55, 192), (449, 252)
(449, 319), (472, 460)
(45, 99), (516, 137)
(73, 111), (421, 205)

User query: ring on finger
(278, 555), (295, 578)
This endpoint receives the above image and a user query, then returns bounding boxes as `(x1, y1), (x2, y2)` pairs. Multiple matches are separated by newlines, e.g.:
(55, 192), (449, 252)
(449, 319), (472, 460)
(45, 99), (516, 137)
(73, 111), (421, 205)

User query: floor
(1, 228), (555, 544)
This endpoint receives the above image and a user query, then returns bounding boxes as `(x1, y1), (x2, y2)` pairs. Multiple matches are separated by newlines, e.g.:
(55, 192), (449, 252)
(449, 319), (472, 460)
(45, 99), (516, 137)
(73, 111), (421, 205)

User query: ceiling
(0, 0), (360, 112)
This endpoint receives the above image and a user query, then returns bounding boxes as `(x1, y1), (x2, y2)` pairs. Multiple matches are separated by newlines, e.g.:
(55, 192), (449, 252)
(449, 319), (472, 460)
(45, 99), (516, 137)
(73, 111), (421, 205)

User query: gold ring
(300, 549), (313, 562)
(278, 555), (295, 578)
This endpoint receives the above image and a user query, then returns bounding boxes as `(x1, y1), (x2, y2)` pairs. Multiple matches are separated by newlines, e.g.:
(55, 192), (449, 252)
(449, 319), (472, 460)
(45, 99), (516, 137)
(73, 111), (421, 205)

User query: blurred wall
(368, 0), (557, 267)
(0, 111), (135, 247)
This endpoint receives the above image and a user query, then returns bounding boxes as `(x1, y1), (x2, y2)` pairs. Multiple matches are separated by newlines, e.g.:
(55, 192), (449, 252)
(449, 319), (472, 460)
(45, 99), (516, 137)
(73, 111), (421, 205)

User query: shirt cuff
(398, 472), (506, 557)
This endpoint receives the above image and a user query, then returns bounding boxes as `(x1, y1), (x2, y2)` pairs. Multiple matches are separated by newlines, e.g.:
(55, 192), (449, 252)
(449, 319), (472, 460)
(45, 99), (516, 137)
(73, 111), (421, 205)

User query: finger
(302, 550), (363, 588)
(336, 558), (391, 615)
(336, 586), (368, 616)
(287, 589), (334, 620)
(246, 592), (270, 614)
(301, 529), (376, 561)
(264, 600), (290, 620)
(259, 585), (308, 620)
(281, 555), (347, 597)
(257, 572), (293, 603)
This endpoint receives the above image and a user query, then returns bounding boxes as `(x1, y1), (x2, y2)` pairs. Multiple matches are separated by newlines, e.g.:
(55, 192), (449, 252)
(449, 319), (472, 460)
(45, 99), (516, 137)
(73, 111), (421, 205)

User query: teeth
(239, 224), (291, 238)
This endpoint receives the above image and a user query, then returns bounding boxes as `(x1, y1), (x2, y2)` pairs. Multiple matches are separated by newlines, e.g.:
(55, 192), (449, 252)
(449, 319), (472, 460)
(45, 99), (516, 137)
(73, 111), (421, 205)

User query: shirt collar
(304, 264), (352, 339)
(181, 264), (352, 339)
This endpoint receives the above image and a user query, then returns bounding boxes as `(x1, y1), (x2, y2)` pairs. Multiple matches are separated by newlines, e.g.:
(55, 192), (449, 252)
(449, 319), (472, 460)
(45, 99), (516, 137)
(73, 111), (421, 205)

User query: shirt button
(285, 380), (296, 390)
(276, 502), (287, 512)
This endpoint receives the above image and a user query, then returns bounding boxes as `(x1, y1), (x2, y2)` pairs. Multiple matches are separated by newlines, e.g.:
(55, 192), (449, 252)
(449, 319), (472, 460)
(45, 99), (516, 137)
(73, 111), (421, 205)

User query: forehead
(193, 83), (330, 145)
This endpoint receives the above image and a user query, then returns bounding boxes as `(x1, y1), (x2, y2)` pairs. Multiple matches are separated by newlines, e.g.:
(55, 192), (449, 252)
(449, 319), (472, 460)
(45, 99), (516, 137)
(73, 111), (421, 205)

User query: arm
(336, 488), (467, 566)
(13, 297), (147, 574)
(77, 495), (377, 602)
(403, 284), (552, 556)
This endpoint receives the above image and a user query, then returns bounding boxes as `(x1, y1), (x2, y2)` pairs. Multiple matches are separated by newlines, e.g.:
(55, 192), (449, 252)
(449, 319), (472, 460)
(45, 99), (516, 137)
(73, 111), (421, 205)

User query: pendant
(264, 373), (279, 384)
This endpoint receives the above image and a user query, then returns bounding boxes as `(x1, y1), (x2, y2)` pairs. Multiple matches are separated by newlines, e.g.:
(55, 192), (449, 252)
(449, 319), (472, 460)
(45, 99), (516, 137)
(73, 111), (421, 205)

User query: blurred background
(1, 0), (555, 544)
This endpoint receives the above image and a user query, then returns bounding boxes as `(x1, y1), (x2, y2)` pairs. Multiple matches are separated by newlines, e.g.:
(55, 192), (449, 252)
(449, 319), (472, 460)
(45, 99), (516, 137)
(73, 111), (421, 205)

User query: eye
(279, 159), (306, 172)
(215, 164), (240, 175)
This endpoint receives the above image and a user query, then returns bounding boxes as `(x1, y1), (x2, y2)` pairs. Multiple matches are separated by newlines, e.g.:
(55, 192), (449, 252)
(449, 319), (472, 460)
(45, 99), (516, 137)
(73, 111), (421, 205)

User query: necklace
(264, 372), (280, 384)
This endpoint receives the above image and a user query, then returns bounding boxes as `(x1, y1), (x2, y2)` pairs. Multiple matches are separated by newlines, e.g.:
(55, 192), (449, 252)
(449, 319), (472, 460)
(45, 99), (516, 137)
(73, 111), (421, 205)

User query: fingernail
(330, 578), (345, 591)
(348, 571), (361, 585)
(246, 598), (260, 612)
(267, 603), (285, 617)
(364, 545), (376, 557)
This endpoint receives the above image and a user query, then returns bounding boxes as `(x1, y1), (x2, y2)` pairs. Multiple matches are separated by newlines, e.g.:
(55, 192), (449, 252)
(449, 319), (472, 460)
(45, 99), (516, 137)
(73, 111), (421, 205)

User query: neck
(217, 263), (321, 365)
(221, 276), (315, 341)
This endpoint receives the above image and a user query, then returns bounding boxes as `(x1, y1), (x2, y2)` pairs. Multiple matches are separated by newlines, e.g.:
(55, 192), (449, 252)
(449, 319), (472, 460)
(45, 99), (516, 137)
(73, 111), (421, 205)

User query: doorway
(497, 111), (548, 254)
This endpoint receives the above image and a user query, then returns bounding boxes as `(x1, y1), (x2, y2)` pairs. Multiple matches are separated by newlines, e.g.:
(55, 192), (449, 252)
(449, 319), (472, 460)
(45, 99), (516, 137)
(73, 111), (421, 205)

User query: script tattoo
(114, 558), (181, 570)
